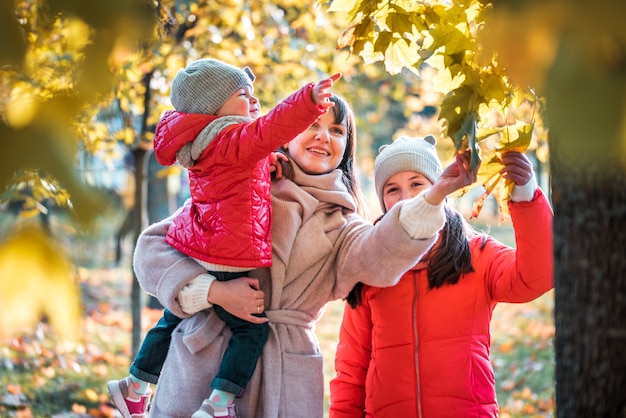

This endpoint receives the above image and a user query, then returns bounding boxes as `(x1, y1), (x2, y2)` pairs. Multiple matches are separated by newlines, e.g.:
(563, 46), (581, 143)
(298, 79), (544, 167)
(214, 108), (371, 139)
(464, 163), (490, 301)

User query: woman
(329, 136), (553, 417)
(132, 97), (479, 417)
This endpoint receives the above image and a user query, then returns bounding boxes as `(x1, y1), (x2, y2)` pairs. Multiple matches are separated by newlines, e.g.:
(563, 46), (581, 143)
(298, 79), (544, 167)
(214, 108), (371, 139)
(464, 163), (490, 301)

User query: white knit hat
(170, 59), (255, 114)
(374, 135), (443, 212)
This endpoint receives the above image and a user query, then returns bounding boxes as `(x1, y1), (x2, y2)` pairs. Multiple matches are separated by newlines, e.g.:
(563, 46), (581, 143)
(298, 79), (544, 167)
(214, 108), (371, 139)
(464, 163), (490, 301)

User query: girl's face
(216, 86), (260, 119)
(382, 171), (433, 211)
(285, 110), (348, 175)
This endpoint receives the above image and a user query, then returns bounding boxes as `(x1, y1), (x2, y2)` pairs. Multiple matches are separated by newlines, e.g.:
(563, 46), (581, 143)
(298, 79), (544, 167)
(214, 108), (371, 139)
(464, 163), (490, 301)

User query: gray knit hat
(170, 59), (255, 114)
(374, 135), (443, 212)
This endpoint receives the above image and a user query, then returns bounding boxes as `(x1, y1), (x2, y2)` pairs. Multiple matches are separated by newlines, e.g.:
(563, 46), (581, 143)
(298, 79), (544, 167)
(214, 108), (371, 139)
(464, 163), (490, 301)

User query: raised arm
(333, 149), (480, 298)
(489, 151), (554, 301)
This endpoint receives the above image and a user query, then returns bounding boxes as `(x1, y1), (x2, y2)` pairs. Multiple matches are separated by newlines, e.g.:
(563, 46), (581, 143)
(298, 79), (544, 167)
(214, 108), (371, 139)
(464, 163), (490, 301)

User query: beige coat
(133, 165), (444, 417)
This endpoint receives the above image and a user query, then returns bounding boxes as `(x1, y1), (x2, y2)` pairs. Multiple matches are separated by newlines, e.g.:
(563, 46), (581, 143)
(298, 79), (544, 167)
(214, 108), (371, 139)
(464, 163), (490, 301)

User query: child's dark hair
(345, 206), (483, 308)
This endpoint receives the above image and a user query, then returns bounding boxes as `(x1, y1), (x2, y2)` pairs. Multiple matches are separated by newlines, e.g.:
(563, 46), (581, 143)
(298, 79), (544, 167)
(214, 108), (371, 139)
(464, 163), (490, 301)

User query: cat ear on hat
(243, 66), (256, 82)
(423, 134), (437, 146)
(378, 136), (409, 154)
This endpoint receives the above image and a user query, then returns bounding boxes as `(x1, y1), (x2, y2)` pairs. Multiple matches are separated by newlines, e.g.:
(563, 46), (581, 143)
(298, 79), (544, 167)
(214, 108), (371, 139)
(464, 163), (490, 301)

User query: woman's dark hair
(345, 206), (484, 308)
(330, 95), (364, 215)
(278, 94), (366, 215)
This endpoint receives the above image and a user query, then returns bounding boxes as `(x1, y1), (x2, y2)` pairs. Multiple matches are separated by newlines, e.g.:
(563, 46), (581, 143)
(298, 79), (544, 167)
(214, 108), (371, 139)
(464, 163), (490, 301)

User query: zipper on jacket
(412, 270), (423, 418)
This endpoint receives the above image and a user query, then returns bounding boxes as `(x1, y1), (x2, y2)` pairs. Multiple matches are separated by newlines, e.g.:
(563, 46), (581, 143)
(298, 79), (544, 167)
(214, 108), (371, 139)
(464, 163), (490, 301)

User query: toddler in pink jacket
(108, 58), (339, 418)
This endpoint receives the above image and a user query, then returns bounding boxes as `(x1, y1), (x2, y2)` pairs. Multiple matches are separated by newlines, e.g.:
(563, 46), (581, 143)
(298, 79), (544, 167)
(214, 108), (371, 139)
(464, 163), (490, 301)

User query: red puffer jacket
(153, 82), (324, 268)
(330, 189), (553, 418)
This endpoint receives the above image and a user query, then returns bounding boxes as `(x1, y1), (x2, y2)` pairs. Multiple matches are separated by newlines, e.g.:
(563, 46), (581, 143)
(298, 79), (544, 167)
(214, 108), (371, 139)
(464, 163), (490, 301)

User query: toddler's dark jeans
(130, 308), (181, 384)
(130, 270), (269, 396)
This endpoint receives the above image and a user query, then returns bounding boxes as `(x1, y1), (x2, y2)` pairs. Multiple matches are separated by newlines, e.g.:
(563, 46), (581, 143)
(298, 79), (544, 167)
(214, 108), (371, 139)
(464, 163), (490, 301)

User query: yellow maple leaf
(463, 121), (533, 221)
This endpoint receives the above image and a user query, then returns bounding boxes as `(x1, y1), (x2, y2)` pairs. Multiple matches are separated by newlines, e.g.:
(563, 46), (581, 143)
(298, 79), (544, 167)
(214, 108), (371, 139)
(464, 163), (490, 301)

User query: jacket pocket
(153, 316), (227, 417)
(282, 351), (324, 417)
(179, 309), (228, 354)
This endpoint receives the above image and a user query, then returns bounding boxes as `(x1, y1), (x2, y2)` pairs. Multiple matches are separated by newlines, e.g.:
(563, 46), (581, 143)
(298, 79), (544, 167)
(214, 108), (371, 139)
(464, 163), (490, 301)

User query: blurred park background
(6, 0), (626, 416)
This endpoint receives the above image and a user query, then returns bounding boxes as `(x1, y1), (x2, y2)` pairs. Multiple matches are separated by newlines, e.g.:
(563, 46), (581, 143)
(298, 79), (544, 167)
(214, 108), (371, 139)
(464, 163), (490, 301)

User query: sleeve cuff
(398, 189), (446, 239)
(177, 273), (216, 315)
(511, 174), (538, 202)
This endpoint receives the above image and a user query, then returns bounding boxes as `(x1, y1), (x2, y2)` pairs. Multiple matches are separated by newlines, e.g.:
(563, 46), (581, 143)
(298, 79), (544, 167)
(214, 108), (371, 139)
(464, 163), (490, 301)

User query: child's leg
(209, 305), (269, 403)
(108, 309), (182, 418)
(193, 307), (268, 418)
(130, 308), (183, 384)
(203, 272), (267, 405)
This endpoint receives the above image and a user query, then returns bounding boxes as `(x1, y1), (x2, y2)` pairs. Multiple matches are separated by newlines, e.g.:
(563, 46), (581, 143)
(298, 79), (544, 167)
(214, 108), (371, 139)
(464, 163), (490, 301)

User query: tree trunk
(548, 30), (626, 417)
(129, 70), (155, 358)
(131, 147), (148, 359)
(552, 162), (626, 416)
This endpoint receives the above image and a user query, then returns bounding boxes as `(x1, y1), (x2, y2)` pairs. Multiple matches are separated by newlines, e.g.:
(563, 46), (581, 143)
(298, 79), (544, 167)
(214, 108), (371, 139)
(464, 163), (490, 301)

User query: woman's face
(286, 110), (347, 175)
(382, 171), (433, 211)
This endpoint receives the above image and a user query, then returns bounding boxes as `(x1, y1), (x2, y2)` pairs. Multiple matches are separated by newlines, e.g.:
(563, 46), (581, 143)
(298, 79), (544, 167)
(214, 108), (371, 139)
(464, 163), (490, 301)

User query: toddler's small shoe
(107, 377), (151, 418)
(191, 398), (238, 418)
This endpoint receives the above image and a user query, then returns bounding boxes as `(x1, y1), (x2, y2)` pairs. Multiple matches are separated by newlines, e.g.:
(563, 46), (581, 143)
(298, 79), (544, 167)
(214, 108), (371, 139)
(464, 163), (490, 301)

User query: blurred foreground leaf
(0, 225), (81, 341)
(1, 0), (157, 224)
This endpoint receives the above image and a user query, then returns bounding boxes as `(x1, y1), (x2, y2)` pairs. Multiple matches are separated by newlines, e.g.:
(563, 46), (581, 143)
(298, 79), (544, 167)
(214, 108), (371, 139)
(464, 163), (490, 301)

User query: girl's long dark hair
(346, 206), (483, 308)
(278, 94), (366, 215)
(426, 206), (480, 287)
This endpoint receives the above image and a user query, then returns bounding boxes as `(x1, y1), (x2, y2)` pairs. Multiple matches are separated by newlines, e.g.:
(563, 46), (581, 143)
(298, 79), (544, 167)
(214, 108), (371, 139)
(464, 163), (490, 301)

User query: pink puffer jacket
(153, 82), (324, 268)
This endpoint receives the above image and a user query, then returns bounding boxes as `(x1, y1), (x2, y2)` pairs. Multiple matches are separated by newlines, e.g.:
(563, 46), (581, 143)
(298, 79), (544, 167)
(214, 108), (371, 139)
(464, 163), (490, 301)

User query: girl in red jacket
(329, 135), (554, 418)
(109, 58), (340, 418)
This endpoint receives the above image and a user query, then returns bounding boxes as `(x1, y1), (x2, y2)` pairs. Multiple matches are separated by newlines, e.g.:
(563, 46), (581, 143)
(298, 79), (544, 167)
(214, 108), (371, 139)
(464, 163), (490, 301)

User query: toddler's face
(216, 86), (260, 118)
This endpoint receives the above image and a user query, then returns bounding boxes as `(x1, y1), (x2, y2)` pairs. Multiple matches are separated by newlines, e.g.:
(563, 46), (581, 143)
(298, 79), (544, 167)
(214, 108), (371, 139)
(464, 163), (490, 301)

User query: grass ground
(0, 267), (555, 418)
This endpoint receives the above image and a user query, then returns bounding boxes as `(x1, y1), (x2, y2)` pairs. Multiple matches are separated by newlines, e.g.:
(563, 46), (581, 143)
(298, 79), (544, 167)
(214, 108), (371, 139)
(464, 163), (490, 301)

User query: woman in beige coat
(133, 95), (478, 417)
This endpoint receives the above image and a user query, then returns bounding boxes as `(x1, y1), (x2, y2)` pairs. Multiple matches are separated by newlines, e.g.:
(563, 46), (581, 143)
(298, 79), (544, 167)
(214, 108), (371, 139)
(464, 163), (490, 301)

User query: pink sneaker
(191, 398), (238, 418)
(107, 377), (152, 418)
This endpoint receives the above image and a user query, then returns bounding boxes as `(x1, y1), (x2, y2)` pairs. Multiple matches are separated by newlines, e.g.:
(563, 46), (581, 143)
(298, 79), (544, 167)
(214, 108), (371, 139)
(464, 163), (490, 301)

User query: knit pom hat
(374, 135), (443, 212)
(170, 59), (255, 114)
